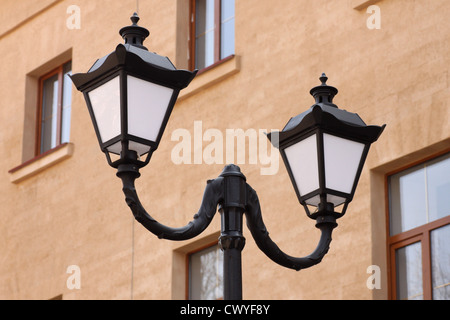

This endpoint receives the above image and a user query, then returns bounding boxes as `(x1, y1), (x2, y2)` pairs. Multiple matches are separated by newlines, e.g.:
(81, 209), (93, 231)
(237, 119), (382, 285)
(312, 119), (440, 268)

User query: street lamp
(71, 13), (197, 167)
(71, 14), (385, 300)
(267, 74), (386, 219)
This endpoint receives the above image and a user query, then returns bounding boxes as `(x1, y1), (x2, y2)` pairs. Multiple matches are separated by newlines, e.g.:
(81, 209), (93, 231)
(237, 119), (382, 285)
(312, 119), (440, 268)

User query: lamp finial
(119, 13), (150, 50)
(319, 73), (328, 85)
(130, 12), (140, 25)
(309, 73), (338, 106)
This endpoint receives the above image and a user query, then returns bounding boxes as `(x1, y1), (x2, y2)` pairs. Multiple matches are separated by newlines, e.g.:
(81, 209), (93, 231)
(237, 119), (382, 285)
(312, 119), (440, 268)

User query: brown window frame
(189, 0), (234, 72)
(35, 61), (71, 156)
(386, 150), (450, 300)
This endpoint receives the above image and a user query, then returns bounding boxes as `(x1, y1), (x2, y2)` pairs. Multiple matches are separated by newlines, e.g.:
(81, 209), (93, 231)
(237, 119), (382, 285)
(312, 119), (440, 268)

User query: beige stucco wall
(0, 0), (449, 300)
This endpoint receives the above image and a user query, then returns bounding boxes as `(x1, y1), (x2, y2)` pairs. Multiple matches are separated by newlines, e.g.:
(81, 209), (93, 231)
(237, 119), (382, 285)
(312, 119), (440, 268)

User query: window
(188, 244), (223, 300)
(387, 152), (450, 300)
(37, 61), (72, 155)
(190, 0), (235, 70)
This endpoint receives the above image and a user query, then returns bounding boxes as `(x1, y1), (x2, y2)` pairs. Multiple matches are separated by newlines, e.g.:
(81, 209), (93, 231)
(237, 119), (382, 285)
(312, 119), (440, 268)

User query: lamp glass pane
(127, 75), (174, 143)
(106, 141), (121, 155)
(129, 141), (151, 157)
(105, 141), (151, 157)
(284, 134), (319, 197)
(305, 194), (347, 207)
(88, 76), (121, 143)
(323, 133), (365, 194)
(326, 194), (347, 207)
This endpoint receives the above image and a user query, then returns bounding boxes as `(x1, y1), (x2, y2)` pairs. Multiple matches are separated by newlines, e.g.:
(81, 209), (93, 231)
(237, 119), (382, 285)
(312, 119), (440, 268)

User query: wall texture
(0, 0), (449, 300)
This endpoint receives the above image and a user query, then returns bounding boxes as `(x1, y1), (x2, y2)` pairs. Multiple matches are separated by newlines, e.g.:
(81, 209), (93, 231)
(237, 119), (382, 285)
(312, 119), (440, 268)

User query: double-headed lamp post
(71, 14), (385, 300)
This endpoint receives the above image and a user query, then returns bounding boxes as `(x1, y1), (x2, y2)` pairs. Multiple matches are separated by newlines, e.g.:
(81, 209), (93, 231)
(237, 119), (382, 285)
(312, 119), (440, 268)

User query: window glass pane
(396, 242), (423, 300)
(195, 0), (215, 69)
(426, 153), (450, 222)
(389, 153), (450, 235)
(189, 245), (223, 300)
(431, 224), (450, 300)
(389, 166), (427, 235)
(221, 0), (235, 59)
(61, 62), (72, 144)
(41, 74), (59, 153)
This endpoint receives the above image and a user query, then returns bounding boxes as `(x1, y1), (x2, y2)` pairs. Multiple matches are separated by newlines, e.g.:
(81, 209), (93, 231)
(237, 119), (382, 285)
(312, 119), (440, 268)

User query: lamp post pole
(218, 166), (246, 300)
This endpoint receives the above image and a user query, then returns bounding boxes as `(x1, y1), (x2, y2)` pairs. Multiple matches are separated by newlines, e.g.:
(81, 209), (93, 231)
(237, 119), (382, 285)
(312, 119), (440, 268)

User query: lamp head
(70, 14), (197, 168)
(268, 74), (386, 219)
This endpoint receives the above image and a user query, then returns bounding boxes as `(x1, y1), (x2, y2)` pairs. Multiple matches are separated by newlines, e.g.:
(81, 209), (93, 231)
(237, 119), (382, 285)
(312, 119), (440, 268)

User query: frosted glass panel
(129, 141), (151, 157)
(88, 76), (121, 143)
(305, 194), (346, 207)
(305, 194), (320, 206)
(323, 133), (365, 194)
(326, 194), (347, 207)
(284, 134), (319, 197)
(106, 141), (121, 155)
(106, 141), (151, 157)
(127, 75), (174, 143)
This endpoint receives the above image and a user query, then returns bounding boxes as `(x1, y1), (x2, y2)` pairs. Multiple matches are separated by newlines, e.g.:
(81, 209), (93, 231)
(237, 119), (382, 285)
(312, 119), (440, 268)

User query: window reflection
(388, 152), (450, 300)
(189, 244), (223, 300)
(431, 225), (450, 299)
(389, 153), (450, 235)
(396, 242), (423, 300)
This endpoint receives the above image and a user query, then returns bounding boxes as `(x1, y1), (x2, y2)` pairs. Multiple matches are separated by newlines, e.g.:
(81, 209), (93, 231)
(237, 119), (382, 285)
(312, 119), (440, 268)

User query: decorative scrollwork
(245, 184), (337, 271)
(117, 163), (337, 272)
(117, 164), (224, 241)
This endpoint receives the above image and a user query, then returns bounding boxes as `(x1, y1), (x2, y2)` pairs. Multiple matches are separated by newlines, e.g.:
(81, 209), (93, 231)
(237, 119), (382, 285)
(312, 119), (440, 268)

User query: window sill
(352, 0), (382, 10)
(8, 143), (74, 183)
(178, 55), (241, 101)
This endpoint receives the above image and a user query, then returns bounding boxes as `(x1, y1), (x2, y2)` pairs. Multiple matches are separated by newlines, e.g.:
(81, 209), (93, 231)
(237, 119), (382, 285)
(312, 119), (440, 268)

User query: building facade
(0, 0), (449, 300)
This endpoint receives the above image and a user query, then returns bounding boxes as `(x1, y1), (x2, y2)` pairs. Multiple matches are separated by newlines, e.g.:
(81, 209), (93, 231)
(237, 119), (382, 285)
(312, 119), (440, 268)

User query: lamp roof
(88, 44), (176, 73)
(119, 12), (150, 50)
(70, 13), (197, 92)
(267, 74), (386, 147)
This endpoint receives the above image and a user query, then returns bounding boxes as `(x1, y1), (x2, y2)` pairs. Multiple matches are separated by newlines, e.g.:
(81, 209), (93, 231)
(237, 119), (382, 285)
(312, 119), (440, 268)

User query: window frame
(186, 241), (224, 300)
(386, 150), (450, 300)
(189, 0), (234, 72)
(35, 60), (72, 156)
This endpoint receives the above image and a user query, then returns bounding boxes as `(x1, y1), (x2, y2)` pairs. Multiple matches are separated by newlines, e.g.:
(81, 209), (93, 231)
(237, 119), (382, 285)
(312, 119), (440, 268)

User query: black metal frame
(71, 14), (197, 168)
(268, 75), (385, 219)
(81, 65), (182, 168)
(71, 16), (386, 301)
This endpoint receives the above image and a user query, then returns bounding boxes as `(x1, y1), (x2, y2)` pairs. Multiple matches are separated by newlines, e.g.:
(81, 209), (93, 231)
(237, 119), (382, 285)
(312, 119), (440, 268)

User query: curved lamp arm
(116, 164), (224, 241)
(245, 184), (338, 271)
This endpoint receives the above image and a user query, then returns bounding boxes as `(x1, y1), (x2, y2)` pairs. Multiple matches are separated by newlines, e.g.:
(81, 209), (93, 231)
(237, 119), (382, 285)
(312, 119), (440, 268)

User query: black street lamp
(71, 13), (197, 167)
(71, 14), (385, 300)
(267, 74), (386, 219)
